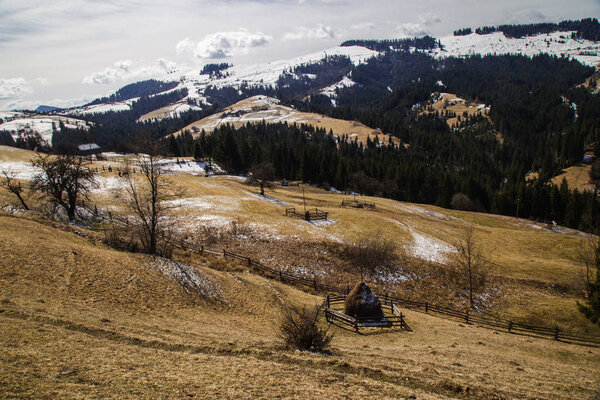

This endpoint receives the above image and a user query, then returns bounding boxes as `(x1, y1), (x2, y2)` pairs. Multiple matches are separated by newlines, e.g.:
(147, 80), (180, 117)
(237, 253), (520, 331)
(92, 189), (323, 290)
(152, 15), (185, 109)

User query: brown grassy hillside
(1, 214), (599, 399)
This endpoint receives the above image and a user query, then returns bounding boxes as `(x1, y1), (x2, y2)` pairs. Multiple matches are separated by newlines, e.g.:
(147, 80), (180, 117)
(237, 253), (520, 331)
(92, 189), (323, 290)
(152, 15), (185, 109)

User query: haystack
(344, 282), (384, 320)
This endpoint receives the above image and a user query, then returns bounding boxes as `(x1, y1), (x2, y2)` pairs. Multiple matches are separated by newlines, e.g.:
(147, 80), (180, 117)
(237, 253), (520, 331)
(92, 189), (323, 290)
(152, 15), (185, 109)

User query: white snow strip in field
(403, 204), (456, 221)
(0, 161), (39, 181)
(408, 228), (455, 264)
(149, 258), (222, 299)
(251, 193), (289, 206)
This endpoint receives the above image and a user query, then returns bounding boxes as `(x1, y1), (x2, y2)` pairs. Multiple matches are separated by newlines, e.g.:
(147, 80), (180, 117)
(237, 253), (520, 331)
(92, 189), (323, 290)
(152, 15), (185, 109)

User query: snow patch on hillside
(0, 161), (39, 181)
(0, 117), (90, 145)
(68, 99), (137, 115)
(149, 258), (222, 299)
(407, 227), (455, 263)
(319, 75), (356, 106)
(435, 31), (600, 67)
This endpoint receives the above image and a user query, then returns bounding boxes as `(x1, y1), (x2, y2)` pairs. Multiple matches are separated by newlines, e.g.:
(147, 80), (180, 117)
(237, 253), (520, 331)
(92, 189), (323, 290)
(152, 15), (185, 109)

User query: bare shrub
(343, 231), (398, 280)
(279, 304), (333, 352)
(450, 193), (485, 212)
(103, 224), (140, 253)
(247, 161), (275, 196)
(0, 170), (29, 210)
(227, 219), (253, 239)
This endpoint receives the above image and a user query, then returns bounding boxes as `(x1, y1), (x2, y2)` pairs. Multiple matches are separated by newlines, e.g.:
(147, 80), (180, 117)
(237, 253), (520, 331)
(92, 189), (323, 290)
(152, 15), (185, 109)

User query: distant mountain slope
(0, 115), (91, 147)
(435, 30), (600, 67)
(172, 95), (401, 147)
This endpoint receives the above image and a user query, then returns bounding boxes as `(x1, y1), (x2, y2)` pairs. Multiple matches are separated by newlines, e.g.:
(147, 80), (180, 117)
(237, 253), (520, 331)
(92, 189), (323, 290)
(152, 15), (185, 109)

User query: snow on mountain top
(67, 99), (137, 116)
(435, 31), (600, 67)
(182, 45), (379, 90)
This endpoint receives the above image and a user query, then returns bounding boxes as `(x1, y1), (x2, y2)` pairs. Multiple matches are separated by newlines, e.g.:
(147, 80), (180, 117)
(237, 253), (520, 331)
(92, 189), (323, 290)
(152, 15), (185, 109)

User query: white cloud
(283, 24), (338, 41)
(82, 58), (180, 85)
(420, 13), (441, 26)
(176, 29), (271, 60)
(351, 22), (375, 31)
(0, 78), (33, 99)
(396, 22), (430, 38)
(35, 77), (49, 85)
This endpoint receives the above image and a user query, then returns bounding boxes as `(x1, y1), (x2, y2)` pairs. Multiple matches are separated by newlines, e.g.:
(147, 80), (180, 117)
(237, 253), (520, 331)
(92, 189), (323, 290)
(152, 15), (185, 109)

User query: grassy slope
(1, 214), (599, 399)
(0, 147), (598, 332)
(170, 96), (402, 147)
(551, 164), (595, 192)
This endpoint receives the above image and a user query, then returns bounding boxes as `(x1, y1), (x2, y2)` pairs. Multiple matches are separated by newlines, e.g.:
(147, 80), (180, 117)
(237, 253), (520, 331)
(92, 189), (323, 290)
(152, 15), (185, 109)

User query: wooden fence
(341, 199), (376, 210)
(285, 207), (328, 221)
(111, 230), (600, 347)
(324, 294), (411, 333)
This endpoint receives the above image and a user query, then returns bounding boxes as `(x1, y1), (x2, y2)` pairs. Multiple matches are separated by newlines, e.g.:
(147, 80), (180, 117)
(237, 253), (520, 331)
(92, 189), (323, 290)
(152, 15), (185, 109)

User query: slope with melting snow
(435, 31), (600, 67)
(140, 46), (379, 121)
(0, 116), (92, 146)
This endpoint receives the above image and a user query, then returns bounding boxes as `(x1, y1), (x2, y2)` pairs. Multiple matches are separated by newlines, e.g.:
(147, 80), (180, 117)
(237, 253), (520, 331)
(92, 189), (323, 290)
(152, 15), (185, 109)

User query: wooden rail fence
(324, 294), (411, 333)
(98, 225), (600, 347)
(285, 207), (328, 221)
(341, 199), (376, 210)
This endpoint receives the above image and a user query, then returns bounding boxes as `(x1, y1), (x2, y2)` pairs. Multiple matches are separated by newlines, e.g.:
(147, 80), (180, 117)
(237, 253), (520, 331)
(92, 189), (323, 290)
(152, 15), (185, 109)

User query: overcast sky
(0, 0), (598, 110)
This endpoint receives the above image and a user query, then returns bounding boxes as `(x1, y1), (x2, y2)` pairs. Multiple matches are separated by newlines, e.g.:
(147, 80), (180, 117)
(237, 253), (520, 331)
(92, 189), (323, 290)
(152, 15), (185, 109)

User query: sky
(0, 0), (598, 110)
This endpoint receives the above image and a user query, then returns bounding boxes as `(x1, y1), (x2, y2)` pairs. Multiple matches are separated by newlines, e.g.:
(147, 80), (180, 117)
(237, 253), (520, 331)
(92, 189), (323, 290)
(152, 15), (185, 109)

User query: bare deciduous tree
(247, 161), (275, 196)
(121, 153), (182, 255)
(0, 170), (29, 210)
(343, 231), (398, 280)
(577, 230), (600, 325)
(451, 226), (489, 309)
(31, 154), (96, 221)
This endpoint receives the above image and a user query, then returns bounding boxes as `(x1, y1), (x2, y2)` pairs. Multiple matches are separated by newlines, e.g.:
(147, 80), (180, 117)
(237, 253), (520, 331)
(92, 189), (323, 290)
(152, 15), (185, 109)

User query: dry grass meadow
(171, 96), (402, 147)
(421, 93), (490, 128)
(1, 147), (600, 399)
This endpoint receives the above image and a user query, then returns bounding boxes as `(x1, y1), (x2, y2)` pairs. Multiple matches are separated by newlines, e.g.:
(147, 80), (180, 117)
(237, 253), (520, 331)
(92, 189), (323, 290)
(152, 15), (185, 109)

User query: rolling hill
(171, 95), (402, 147)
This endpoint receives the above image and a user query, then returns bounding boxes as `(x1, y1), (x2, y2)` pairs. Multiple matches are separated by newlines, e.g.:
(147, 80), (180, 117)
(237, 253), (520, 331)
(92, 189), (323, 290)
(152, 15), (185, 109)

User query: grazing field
(551, 164), (595, 192)
(0, 147), (599, 333)
(0, 214), (599, 399)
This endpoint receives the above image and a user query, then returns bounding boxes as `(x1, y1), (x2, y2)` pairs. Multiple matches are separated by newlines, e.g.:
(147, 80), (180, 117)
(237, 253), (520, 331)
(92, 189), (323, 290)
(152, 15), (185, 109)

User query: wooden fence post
(223, 249), (226, 257)
(555, 327), (559, 340)
(346, 284), (350, 294)
(247, 257), (251, 267)
(313, 278), (317, 290)
(508, 321), (513, 333)
(425, 302), (428, 313)
(279, 271), (283, 281)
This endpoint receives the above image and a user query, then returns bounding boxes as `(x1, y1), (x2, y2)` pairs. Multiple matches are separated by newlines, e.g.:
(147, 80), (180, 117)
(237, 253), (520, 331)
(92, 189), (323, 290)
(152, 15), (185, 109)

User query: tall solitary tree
(451, 226), (489, 309)
(31, 154), (96, 221)
(578, 230), (600, 326)
(121, 151), (182, 255)
(248, 161), (275, 196)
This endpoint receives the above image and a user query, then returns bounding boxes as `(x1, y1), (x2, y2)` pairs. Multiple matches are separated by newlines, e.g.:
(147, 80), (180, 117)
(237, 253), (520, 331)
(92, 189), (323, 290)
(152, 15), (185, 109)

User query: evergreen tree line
(457, 18), (600, 41)
(85, 79), (180, 106)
